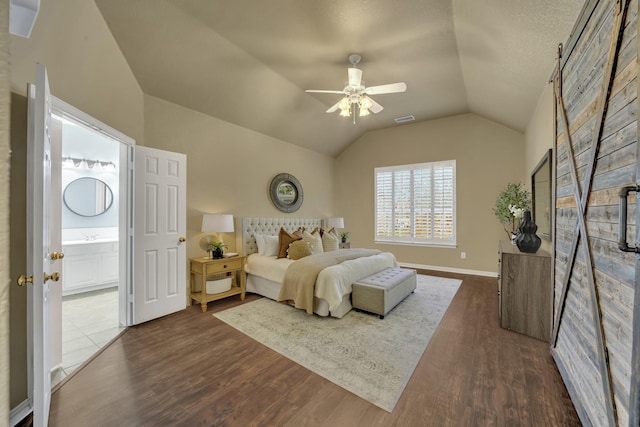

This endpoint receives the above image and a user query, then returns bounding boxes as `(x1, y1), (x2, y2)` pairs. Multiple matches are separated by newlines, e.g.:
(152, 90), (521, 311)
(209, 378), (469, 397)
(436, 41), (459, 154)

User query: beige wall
(9, 94), (28, 409)
(9, 0), (144, 144)
(335, 113), (526, 274)
(526, 84), (554, 180)
(9, 0), (143, 408)
(525, 83), (555, 253)
(143, 95), (335, 260)
(1, 0), (10, 422)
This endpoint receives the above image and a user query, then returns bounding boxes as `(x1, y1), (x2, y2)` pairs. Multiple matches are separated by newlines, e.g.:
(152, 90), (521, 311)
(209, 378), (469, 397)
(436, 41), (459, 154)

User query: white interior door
(27, 63), (58, 427)
(132, 146), (187, 324)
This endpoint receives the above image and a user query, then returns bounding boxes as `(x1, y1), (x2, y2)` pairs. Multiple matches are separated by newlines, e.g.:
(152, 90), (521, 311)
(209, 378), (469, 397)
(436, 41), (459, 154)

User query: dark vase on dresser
(515, 210), (541, 253)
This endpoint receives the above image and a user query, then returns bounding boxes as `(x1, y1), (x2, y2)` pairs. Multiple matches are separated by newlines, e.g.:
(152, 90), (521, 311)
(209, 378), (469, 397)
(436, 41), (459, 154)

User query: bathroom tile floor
(52, 287), (125, 387)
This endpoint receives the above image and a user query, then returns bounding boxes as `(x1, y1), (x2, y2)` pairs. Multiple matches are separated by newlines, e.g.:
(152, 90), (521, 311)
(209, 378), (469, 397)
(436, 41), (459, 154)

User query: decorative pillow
(312, 227), (325, 237)
(277, 227), (303, 259)
(254, 234), (266, 255)
(287, 240), (312, 260)
(302, 230), (323, 254)
(322, 229), (339, 252)
(263, 235), (280, 257)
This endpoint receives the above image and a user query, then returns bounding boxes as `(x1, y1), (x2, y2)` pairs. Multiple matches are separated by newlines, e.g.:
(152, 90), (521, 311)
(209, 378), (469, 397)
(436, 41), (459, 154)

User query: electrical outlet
(461, 252), (466, 259)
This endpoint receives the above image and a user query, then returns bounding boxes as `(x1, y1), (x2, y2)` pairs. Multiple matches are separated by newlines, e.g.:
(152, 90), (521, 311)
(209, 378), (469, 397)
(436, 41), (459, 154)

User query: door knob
(179, 237), (186, 242)
(51, 251), (65, 260)
(17, 275), (33, 286)
(44, 272), (60, 282)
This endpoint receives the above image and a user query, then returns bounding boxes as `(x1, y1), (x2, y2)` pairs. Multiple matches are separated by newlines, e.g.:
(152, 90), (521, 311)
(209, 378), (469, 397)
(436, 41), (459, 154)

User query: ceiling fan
(305, 54), (407, 123)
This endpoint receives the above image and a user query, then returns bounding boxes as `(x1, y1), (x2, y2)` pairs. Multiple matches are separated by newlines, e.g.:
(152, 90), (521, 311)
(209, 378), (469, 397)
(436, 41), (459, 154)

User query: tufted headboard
(240, 217), (323, 255)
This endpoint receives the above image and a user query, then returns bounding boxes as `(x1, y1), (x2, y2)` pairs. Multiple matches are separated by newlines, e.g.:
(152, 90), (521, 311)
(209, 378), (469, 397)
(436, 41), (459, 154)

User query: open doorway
(48, 102), (132, 386)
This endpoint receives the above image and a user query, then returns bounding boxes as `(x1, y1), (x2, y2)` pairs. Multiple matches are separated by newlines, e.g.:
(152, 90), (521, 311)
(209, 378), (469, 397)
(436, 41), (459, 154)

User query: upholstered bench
(352, 267), (417, 319)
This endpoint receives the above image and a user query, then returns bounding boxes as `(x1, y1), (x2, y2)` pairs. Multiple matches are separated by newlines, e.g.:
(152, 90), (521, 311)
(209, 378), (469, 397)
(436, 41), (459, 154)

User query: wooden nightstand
(189, 256), (246, 312)
(339, 242), (351, 249)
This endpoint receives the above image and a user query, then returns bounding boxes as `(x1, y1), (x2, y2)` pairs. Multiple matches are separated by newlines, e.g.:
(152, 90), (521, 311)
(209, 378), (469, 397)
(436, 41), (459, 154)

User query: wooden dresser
(498, 240), (551, 342)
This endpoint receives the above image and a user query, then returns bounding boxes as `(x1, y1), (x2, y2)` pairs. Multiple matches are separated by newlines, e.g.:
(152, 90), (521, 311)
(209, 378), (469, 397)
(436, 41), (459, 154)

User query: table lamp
(201, 214), (234, 259)
(327, 217), (344, 230)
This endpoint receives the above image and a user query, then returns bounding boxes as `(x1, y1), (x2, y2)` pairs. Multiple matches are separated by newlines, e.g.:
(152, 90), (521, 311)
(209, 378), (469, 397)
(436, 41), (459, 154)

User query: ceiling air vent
(394, 115), (415, 124)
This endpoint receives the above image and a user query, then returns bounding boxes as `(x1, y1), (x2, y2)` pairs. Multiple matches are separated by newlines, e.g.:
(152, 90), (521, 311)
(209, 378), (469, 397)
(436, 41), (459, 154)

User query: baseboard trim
(398, 262), (498, 278)
(9, 399), (32, 427)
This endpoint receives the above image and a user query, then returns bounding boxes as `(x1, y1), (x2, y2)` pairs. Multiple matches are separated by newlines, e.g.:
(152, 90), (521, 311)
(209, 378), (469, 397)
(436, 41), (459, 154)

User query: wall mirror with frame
(63, 177), (114, 217)
(269, 173), (303, 213)
(531, 149), (552, 240)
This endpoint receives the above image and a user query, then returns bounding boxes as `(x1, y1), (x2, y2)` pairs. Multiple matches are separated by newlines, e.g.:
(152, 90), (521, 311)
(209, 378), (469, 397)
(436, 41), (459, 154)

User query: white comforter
(245, 251), (398, 311)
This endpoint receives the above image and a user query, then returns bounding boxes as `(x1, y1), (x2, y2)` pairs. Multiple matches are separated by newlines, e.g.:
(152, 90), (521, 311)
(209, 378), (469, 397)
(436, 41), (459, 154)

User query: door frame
(51, 97), (135, 327)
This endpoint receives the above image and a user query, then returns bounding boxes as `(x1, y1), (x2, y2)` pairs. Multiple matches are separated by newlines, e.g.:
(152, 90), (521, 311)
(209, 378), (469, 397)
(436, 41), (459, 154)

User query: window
(375, 160), (456, 246)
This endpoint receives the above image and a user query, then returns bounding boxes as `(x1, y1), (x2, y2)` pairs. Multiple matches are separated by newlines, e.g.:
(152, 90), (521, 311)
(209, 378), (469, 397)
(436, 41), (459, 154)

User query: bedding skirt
(246, 273), (352, 318)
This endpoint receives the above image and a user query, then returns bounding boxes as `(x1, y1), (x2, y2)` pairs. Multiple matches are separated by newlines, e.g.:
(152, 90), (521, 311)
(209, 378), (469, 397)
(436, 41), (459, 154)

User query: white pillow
(254, 234), (266, 255)
(263, 235), (280, 257)
(302, 230), (323, 254)
(322, 230), (339, 252)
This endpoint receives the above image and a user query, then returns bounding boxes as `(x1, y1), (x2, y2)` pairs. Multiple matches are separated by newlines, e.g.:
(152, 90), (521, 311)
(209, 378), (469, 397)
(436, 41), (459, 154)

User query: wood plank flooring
(48, 271), (581, 426)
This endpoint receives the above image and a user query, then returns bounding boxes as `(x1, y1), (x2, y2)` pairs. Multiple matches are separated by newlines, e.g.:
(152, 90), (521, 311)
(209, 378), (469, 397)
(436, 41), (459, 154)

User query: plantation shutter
(414, 168), (432, 239)
(433, 164), (454, 239)
(375, 160), (456, 246)
(375, 171), (393, 237)
(394, 170), (411, 239)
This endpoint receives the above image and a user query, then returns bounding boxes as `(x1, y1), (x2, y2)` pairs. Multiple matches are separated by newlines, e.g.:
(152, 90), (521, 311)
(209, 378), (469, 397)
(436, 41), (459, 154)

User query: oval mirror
(269, 173), (303, 213)
(64, 177), (114, 217)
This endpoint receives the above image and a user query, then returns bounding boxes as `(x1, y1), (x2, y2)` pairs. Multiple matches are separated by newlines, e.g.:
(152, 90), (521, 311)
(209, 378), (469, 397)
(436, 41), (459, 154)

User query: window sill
(374, 240), (457, 249)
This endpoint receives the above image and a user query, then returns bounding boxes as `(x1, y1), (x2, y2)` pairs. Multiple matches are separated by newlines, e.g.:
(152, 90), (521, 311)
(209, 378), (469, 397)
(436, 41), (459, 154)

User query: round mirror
(269, 173), (303, 213)
(277, 182), (297, 205)
(64, 177), (114, 217)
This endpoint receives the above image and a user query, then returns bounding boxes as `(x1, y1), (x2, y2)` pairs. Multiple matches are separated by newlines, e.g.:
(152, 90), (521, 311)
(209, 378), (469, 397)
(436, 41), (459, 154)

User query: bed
(240, 217), (397, 318)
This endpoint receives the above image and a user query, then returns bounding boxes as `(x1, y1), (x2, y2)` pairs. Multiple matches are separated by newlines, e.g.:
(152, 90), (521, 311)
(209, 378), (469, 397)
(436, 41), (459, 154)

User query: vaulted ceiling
(95, 0), (584, 157)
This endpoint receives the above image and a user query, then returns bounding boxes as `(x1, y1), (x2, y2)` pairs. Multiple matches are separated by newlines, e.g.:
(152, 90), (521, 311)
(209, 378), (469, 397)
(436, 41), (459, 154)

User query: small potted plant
(207, 241), (227, 259)
(339, 231), (350, 243)
(493, 182), (531, 241)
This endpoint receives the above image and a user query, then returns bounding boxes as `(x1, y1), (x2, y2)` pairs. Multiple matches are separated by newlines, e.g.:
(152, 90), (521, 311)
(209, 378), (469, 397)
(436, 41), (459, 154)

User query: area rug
(212, 274), (462, 412)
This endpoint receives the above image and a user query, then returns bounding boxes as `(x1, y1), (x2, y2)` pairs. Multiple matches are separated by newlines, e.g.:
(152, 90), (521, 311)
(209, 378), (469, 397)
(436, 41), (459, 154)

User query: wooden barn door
(552, 0), (638, 426)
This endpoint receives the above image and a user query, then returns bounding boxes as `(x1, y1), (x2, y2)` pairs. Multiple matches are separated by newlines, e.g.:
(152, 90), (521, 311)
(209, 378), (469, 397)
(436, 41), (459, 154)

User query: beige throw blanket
(278, 248), (381, 314)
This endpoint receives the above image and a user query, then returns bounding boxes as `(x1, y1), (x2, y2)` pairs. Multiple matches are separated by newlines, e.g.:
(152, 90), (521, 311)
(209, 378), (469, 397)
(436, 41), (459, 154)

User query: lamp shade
(327, 217), (344, 229)
(201, 214), (234, 233)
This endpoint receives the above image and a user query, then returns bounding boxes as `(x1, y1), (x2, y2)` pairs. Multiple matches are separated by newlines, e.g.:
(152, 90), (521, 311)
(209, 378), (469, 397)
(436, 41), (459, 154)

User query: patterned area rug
(213, 274), (462, 412)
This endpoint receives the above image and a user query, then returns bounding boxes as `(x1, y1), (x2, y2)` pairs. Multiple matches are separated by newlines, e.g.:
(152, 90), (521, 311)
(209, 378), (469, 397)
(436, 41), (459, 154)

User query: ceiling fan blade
(326, 100), (341, 113)
(306, 89), (346, 94)
(348, 68), (363, 87)
(364, 82), (407, 95)
(368, 97), (384, 114)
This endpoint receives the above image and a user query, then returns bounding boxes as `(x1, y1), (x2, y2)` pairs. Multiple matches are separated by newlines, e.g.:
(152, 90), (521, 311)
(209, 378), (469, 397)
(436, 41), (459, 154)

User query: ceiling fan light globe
(359, 96), (373, 109)
(338, 97), (351, 110)
(359, 108), (370, 117)
(339, 109), (350, 117)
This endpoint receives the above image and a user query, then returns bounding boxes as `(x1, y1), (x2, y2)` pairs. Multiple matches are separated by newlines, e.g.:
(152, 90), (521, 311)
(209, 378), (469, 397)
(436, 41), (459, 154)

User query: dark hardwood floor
(49, 271), (580, 426)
